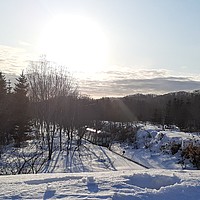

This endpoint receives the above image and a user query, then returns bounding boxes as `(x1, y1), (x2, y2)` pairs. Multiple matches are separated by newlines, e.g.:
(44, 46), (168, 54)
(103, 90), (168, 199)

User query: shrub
(171, 143), (181, 155)
(181, 144), (200, 169)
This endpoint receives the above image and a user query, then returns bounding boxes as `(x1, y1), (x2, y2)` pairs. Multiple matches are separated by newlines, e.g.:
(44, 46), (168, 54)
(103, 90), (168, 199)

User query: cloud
(78, 69), (200, 98)
(1, 47), (199, 99)
(0, 45), (34, 74)
(18, 41), (32, 47)
(113, 77), (200, 92)
(99, 68), (170, 81)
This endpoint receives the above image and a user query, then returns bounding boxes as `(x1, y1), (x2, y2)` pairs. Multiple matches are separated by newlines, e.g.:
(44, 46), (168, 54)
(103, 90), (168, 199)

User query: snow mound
(125, 173), (181, 190)
(82, 176), (95, 184)
(82, 176), (99, 193)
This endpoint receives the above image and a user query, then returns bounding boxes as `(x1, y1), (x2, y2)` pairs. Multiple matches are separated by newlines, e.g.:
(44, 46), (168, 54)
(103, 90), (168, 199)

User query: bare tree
(26, 57), (78, 160)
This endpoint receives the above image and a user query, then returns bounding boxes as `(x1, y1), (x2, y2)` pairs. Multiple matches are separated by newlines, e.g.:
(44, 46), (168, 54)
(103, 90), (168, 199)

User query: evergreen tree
(0, 72), (7, 146)
(0, 72), (7, 98)
(165, 100), (173, 125)
(13, 72), (31, 147)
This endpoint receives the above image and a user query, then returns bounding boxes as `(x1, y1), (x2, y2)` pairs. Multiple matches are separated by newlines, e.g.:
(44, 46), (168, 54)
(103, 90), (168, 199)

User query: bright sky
(0, 0), (200, 98)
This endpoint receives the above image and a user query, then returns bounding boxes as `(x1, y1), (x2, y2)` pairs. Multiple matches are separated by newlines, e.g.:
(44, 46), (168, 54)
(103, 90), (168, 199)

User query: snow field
(0, 170), (199, 199)
(40, 142), (145, 174)
(1, 122), (200, 199)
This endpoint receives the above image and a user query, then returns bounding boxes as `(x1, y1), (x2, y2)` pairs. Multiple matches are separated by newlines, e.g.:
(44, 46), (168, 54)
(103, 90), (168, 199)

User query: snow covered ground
(1, 123), (200, 199)
(40, 142), (145, 173)
(0, 169), (199, 199)
(111, 123), (200, 170)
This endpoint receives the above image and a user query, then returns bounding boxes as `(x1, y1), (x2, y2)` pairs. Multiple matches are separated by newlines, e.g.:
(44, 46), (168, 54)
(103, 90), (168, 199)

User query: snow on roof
(86, 128), (102, 134)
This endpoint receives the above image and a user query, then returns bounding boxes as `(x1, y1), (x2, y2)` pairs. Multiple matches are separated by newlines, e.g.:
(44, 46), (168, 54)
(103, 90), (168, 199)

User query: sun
(38, 14), (109, 72)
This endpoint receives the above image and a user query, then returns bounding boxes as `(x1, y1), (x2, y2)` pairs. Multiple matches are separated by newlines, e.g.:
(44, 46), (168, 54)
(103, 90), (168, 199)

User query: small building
(84, 128), (111, 147)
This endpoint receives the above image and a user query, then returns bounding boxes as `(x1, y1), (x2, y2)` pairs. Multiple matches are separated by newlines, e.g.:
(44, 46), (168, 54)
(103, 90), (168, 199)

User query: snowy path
(97, 145), (145, 170)
(41, 141), (145, 173)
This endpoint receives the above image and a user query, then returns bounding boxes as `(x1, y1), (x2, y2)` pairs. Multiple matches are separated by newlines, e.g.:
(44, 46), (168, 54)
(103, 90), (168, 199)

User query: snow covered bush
(181, 144), (200, 169)
(171, 143), (181, 155)
(0, 140), (48, 175)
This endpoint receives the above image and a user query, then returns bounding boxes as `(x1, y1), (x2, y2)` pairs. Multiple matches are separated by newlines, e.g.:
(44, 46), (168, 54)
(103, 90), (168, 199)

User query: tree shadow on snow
(43, 188), (56, 199)
(87, 181), (99, 193)
(86, 177), (99, 193)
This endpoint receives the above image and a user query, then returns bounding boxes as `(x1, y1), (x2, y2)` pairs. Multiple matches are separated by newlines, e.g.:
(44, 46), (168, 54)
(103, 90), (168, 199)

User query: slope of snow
(111, 123), (200, 170)
(0, 170), (199, 199)
(40, 142), (144, 173)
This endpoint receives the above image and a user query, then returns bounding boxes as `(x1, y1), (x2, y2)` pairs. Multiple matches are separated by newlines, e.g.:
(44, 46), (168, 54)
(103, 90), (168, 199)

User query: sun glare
(38, 14), (109, 72)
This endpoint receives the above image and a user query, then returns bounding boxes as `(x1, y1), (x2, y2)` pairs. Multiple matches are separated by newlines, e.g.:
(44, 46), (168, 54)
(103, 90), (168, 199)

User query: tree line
(0, 70), (30, 149)
(95, 91), (200, 132)
(0, 58), (96, 160)
(1, 57), (200, 160)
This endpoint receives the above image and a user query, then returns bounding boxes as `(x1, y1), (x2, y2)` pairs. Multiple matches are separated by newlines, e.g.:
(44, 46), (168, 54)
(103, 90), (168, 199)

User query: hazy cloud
(1, 46), (199, 99)
(98, 68), (170, 81)
(18, 41), (32, 47)
(113, 77), (200, 91)
(0, 45), (33, 74)
(78, 70), (200, 98)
